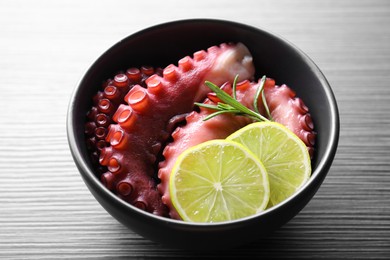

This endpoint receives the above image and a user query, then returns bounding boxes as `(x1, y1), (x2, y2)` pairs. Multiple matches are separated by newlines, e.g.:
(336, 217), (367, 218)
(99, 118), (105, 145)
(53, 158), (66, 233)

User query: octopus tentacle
(84, 67), (162, 173)
(158, 78), (316, 219)
(98, 43), (255, 216)
(264, 83), (316, 157)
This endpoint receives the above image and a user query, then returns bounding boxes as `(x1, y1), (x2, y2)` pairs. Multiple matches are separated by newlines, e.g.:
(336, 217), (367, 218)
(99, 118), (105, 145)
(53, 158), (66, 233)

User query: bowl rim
(67, 18), (340, 227)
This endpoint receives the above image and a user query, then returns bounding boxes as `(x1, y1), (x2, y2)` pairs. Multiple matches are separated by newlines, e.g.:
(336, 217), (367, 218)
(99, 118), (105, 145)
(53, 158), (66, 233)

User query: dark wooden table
(1, 0), (389, 258)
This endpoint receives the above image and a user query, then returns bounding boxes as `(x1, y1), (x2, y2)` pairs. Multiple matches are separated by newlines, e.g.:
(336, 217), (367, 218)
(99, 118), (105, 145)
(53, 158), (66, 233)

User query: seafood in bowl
(84, 42), (316, 220)
(67, 19), (339, 249)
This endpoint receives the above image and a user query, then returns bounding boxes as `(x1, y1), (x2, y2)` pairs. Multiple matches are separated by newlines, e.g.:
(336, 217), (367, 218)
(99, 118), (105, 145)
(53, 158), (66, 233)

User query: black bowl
(67, 19), (339, 249)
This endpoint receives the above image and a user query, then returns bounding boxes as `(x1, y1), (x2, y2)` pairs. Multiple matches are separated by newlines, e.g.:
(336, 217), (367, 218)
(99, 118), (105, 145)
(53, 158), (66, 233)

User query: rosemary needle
(196, 75), (272, 122)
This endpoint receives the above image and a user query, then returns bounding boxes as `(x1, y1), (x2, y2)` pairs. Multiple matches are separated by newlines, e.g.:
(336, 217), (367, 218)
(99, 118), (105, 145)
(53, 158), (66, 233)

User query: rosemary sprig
(195, 75), (272, 122)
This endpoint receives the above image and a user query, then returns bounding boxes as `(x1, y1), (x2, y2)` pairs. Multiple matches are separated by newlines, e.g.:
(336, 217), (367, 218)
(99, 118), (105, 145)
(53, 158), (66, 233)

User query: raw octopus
(158, 78), (316, 219)
(96, 43), (256, 216)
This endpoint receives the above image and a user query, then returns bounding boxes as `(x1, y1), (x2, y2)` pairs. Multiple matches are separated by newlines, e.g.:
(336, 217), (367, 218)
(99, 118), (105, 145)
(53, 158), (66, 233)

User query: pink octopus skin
(85, 67), (162, 173)
(158, 78), (316, 219)
(98, 43), (255, 216)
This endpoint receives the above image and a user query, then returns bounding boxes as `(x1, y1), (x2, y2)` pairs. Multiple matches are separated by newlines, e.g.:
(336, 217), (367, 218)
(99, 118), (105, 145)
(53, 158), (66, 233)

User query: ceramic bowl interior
(67, 19), (339, 249)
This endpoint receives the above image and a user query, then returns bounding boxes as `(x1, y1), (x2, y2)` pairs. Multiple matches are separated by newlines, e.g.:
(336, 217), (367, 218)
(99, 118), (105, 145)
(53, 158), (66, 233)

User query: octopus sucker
(98, 98), (115, 114)
(101, 171), (115, 191)
(178, 56), (193, 72)
(104, 85), (121, 104)
(145, 75), (163, 94)
(94, 127), (107, 140)
(95, 113), (110, 128)
(117, 178), (133, 196)
(113, 73), (130, 88)
(163, 64), (179, 81)
(125, 85), (150, 113)
(95, 43), (255, 216)
(193, 50), (207, 61)
(116, 107), (137, 130)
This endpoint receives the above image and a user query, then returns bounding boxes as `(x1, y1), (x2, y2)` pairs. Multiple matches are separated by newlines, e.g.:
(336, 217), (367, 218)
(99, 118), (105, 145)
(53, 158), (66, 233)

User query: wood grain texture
(0, 0), (389, 258)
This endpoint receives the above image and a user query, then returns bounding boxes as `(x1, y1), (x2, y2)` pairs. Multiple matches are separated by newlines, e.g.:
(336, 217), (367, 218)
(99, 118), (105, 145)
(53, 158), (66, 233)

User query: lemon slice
(169, 140), (270, 223)
(227, 122), (311, 208)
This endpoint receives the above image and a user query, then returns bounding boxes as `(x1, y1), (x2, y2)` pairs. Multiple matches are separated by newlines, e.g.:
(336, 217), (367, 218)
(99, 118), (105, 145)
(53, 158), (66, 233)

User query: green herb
(254, 76), (273, 120)
(195, 75), (273, 122)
